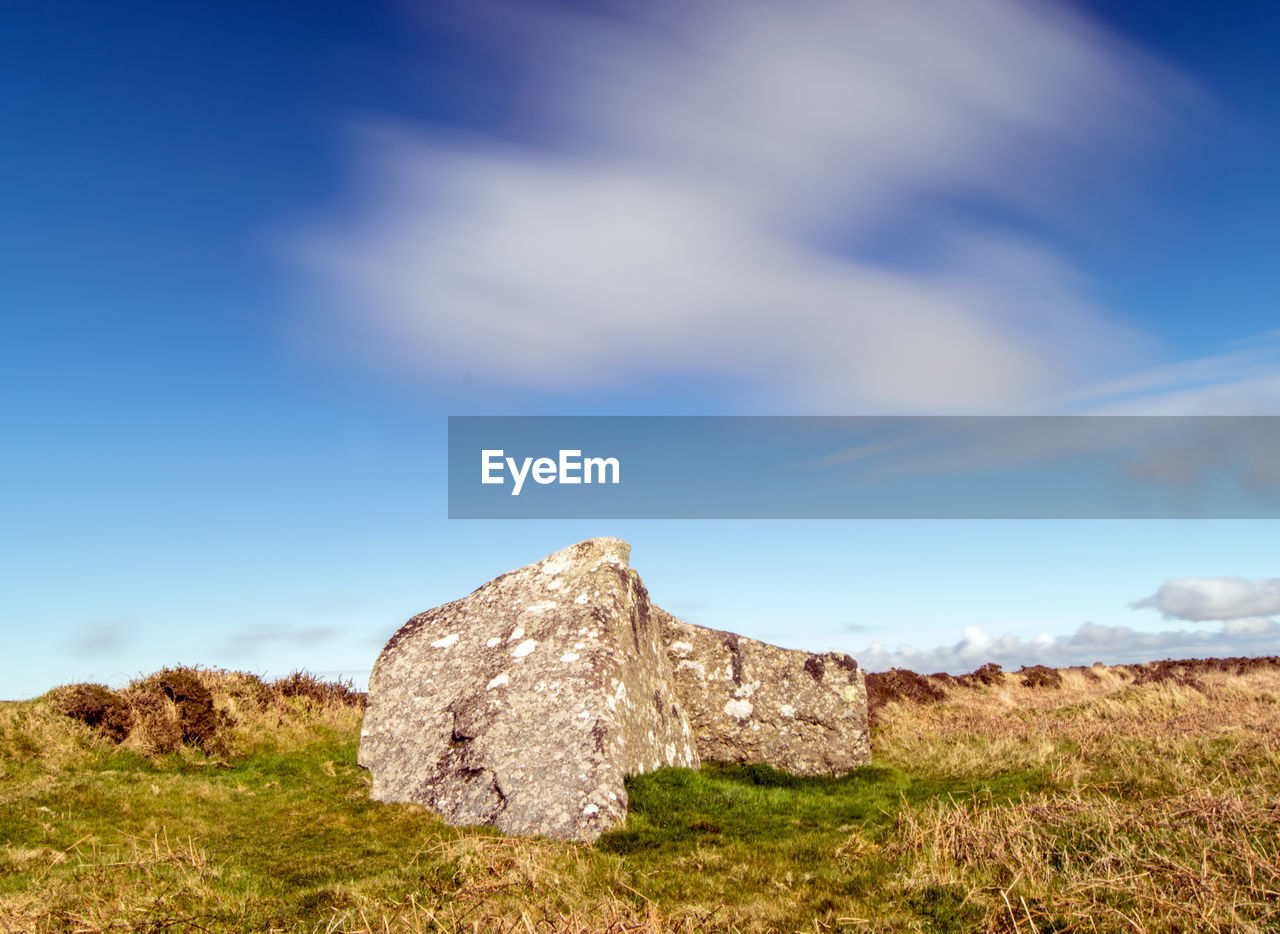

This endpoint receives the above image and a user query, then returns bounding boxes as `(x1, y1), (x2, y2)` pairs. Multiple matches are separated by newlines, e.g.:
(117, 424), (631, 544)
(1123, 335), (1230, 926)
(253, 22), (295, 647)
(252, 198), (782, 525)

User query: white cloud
(286, 0), (1197, 413)
(1132, 577), (1280, 621)
(857, 618), (1280, 673)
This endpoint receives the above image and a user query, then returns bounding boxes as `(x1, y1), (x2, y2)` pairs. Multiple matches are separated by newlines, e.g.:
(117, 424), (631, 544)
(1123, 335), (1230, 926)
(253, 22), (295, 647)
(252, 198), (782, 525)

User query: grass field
(2, 660), (1279, 933)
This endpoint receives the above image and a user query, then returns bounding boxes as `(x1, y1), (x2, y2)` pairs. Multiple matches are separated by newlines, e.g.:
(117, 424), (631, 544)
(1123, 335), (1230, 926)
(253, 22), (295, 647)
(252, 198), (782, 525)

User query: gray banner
(448, 416), (1280, 518)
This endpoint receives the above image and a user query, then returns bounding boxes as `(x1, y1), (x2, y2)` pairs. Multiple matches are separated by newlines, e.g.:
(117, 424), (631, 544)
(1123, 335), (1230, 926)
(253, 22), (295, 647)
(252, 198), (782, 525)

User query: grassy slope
(2, 664), (1279, 933)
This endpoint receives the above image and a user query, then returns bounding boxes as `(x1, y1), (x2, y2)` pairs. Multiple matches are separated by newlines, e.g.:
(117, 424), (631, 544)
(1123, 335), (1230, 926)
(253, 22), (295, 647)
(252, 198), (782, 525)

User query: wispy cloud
(1063, 332), (1280, 415)
(1132, 577), (1280, 621)
(287, 0), (1199, 413)
(66, 618), (133, 658)
(856, 618), (1280, 674)
(226, 624), (338, 653)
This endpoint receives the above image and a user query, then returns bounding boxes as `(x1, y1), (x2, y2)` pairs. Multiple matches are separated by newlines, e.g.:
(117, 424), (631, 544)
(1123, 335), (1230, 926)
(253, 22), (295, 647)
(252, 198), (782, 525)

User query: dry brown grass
(341, 834), (729, 933)
(870, 659), (1280, 933)
(875, 661), (1280, 791)
(891, 790), (1280, 933)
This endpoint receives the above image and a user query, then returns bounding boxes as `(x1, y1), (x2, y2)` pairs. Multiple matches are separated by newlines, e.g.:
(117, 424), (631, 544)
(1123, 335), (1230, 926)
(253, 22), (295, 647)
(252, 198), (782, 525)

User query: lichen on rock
(655, 608), (870, 776)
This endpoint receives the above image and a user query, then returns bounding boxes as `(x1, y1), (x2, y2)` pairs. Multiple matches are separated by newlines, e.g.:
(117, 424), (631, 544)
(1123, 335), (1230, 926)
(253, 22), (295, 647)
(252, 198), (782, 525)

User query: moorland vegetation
(3, 658), (1278, 932)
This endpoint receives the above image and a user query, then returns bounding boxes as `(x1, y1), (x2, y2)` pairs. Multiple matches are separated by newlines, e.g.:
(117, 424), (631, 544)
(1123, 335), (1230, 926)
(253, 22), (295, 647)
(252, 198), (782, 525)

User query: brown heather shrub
(46, 667), (365, 758)
(1132, 664), (1204, 690)
(1076, 663), (1103, 681)
(125, 685), (184, 754)
(273, 669), (365, 709)
(127, 667), (223, 753)
(1125, 656), (1280, 690)
(955, 661), (1005, 687)
(218, 669), (274, 711)
(51, 683), (132, 742)
(158, 669), (220, 745)
(1017, 664), (1063, 689)
(865, 668), (947, 725)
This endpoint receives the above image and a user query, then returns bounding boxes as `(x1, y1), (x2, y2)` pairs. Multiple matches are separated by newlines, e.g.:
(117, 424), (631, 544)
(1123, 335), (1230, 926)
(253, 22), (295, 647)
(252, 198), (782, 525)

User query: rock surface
(656, 609), (871, 776)
(358, 538), (699, 841)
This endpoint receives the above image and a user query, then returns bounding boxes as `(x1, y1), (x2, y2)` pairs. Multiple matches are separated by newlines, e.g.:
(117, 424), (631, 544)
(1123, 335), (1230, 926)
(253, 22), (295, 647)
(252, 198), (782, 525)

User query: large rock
(358, 538), (699, 841)
(360, 538), (873, 840)
(656, 609), (870, 776)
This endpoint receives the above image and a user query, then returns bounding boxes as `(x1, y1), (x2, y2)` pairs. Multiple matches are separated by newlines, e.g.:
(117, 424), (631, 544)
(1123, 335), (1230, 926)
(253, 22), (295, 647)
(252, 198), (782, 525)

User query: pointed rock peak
(531, 537), (631, 574)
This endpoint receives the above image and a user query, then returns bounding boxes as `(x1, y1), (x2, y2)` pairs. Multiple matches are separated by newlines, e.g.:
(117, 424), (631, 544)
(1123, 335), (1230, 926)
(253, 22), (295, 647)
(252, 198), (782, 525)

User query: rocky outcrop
(656, 609), (870, 776)
(359, 538), (870, 841)
(358, 538), (699, 841)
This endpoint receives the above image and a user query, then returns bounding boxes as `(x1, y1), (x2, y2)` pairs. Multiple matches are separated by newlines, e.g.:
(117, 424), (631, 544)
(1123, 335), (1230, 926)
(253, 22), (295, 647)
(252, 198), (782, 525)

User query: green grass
(3, 663), (1280, 932)
(3, 731), (1005, 930)
(606, 761), (1049, 854)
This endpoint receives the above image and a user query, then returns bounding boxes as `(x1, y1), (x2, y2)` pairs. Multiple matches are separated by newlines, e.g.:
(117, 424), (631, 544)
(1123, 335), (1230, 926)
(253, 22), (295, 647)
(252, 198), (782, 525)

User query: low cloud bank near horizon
(855, 617), (1279, 674)
(285, 0), (1228, 414)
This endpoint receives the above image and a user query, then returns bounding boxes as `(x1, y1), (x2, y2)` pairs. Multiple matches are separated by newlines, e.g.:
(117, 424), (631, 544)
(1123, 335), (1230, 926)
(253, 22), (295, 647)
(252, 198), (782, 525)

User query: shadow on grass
(600, 760), (1051, 855)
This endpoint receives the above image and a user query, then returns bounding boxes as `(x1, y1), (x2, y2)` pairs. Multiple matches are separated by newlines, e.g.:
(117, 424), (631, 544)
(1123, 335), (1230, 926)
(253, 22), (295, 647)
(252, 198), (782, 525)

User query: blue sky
(3, 0), (1279, 698)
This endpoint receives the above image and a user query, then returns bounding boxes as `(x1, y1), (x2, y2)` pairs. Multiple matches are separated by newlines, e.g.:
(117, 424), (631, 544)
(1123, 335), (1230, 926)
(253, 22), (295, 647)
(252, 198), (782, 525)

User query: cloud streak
(66, 618), (133, 658)
(288, 0), (1198, 413)
(1063, 331), (1280, 415)
(226, 624), (338, 653)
